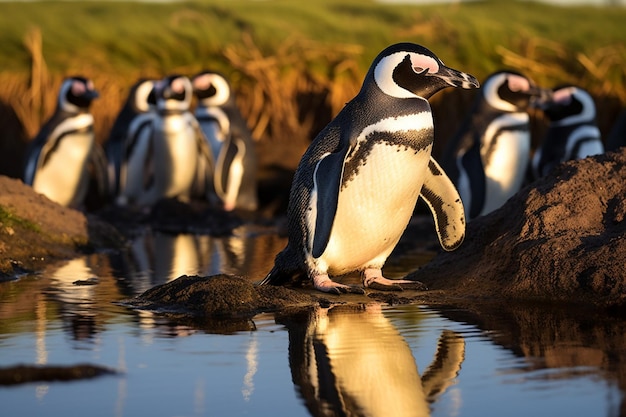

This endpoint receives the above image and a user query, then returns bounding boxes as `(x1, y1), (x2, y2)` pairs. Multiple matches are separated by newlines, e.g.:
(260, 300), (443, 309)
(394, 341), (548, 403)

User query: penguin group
(443, 71), (605, 221)
(19, 42), (614, 296)
(24, 71), (258, 212)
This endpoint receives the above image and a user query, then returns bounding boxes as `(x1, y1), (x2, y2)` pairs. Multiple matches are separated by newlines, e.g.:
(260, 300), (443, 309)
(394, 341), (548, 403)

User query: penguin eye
(410, 55), (440, 75)
(171, 78), (186, 94)
(552, 87), (574, 105)
(193, 74), (212, 91)
(506, 75), (531, 93)
(71, 81), (86, 96)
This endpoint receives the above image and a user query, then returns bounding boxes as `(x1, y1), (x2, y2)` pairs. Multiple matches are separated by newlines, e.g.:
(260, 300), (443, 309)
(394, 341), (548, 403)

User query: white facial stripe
(59, 79), (79, 113)
(357, 112), (433, 142)
(374, 52), (437, 99)
(483, 73), (517, 112)
(196, 73), (230, 106)
(551, 87), (596, 127)
(135, 80), (155, 112)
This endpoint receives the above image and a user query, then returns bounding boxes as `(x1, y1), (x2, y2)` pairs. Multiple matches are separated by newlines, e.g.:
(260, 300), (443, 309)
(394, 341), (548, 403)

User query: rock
(123, 274), (325, 318)
(0, 175), (125, 279)
(407, 148), (626, 310)
(0, 363), (118, 385)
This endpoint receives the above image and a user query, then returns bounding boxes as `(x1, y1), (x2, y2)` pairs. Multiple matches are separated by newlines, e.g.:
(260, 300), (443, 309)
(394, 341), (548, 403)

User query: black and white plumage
(23, 76), (106, 209)
(531, 85), (604, 179)
(192, 71), (258, 211)
(443, 71), (546, 219)
(117, 74), (210, 207)
(260, 43), (478, 294)
(105, 78), (156, 201)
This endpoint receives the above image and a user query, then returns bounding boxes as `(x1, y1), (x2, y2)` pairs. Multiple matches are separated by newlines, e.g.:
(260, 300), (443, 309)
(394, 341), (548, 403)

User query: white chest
(317, 143), (432, 274)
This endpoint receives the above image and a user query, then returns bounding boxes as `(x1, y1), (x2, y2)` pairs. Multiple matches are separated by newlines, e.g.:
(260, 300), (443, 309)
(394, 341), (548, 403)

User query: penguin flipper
(420, 157), (465, 251)
(311, 149), (348, 258)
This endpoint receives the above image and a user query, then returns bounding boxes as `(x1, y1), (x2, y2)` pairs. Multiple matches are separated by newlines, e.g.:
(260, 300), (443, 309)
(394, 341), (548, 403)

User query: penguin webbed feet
(362, 269), (428, 292)
(312, 274), (366, 295)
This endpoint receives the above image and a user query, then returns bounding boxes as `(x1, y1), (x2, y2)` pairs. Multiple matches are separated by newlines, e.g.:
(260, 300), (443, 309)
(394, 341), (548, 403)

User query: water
(0, 226), (624, 417)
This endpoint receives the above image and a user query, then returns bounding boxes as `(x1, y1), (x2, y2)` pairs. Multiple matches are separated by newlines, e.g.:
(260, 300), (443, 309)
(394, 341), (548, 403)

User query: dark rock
(408, 148), (626, 309)
(0, 363), (118, 385)
(123, 274), (324, 318)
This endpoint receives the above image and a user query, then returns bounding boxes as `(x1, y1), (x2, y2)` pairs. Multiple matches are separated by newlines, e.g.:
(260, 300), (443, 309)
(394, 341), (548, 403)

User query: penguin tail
(256, 264), (306, 287)
(256, 265), (287, 286)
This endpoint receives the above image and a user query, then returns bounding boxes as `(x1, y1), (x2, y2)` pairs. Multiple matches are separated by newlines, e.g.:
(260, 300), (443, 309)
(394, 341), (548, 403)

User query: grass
(0, 206), (40, 233)
(0, 0), (624, 160)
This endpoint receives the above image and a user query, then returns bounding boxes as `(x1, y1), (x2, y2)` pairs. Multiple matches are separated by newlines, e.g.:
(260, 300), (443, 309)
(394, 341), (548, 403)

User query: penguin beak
(529, 87), (554, 109)
(436, 65), (480, 90)
(85, 90), (100, 101)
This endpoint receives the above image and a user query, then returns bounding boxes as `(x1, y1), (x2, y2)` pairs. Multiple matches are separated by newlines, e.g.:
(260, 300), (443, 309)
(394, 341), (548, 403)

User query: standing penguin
(123, 74), (210, 207)
(442, 71), (545, 220)
(259, 43), (478, 294)
(105, 78), (156, 201)
(531, 85), (604, 179)
(192, 71), (258, 211)
(24, 76), (106, 209)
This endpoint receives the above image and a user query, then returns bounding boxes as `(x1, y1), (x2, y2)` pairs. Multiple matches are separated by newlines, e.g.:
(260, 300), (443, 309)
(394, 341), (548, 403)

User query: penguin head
(192, 71), (231, 107)
(130, 79), (157, 113)
(368, 43), (479, 100)
(155, 74), (193, 113)
(481, 71), (545, 112)
(538, 85), (596, 126)
(59, 76), (99, 113)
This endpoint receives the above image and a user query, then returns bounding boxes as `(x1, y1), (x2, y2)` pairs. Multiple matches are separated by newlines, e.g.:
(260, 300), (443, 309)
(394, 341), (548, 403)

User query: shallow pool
(1, 227), (623, 417)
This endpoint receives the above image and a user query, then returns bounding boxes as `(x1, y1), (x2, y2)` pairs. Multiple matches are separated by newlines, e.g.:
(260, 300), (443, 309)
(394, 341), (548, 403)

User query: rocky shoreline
(1, 148), (626, 314)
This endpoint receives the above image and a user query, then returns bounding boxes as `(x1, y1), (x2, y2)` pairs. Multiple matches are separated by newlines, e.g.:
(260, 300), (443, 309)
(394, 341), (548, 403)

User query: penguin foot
(313, 275), (365, 295)
(362, 269), (428, 292)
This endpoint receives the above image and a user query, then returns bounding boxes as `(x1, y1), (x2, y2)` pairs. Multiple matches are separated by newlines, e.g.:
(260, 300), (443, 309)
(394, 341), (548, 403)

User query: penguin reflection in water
(24, 76), (108, 209)
(117, 75), (211, 207)
(192, 71), (258, 212)
(279, 305), (465, 417)
(260, 43), (479, 294)
(531, 85), (604, 179)
(443, 71), (546, 220)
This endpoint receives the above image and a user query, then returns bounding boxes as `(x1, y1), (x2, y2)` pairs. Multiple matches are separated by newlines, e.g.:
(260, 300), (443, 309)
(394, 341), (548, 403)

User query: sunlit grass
(0, 0), (624, 147)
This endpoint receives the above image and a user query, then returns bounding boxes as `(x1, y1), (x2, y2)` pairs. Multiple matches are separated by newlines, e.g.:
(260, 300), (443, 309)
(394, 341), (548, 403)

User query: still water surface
(0, 226), (624, 416)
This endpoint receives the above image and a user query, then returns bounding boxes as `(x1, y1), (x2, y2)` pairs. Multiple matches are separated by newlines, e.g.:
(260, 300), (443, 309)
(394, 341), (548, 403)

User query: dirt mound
(122, 274), (325, 318)
(0, 176), (124, 278)
(408, 148), (626, 309)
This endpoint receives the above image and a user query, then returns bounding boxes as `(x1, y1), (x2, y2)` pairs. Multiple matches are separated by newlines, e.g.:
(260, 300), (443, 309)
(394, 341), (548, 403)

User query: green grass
(0, 206), (40, 233)
(0, 0), (624, 146)
(1, 0), (624, 78)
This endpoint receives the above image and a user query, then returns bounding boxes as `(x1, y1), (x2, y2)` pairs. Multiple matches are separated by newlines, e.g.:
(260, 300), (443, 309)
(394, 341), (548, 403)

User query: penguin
(531, 85), (604, 179)
(23, 76), (105, 209)
(605, 108), (626, 152)
(105, 78), (156, 201)
(259, 43), (479, 294)
(442, 70), (546, 220)
(119, 74), (211, 207)
(192, 70), (258, 212)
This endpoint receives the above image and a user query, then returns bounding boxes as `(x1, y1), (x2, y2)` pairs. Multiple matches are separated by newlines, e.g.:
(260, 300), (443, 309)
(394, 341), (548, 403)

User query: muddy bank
(123, 148), (626, 317)
(408, 148), (626, 310)
(0, 176), (124, 280)
(2, 148), (626, 312)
